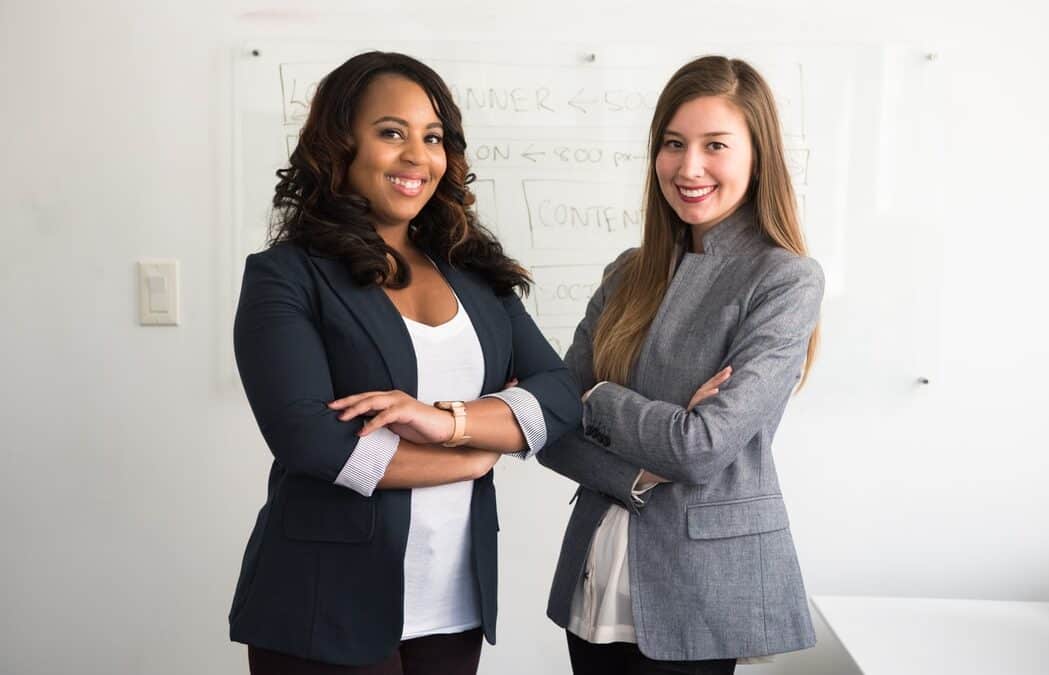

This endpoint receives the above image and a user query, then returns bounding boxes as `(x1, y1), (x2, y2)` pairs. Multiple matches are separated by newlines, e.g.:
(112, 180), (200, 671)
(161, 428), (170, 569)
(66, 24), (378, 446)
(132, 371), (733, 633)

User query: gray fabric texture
(538, 205), (822, 660)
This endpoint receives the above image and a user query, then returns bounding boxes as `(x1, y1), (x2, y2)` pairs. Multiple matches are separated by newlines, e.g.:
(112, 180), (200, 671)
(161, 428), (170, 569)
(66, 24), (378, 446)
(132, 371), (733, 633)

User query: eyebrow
(664, 129), (735, 138)
(371, 115), (443, 130)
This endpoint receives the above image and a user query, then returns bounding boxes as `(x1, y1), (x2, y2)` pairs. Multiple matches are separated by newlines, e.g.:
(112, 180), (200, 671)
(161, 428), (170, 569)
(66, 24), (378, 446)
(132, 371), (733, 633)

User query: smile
(386, 175), (426, 196)
(677, 185), (717, 203)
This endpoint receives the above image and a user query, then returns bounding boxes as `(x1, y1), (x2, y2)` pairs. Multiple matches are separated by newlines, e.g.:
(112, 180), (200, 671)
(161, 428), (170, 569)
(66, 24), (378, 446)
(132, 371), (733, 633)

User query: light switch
(139, 259), (179, 325)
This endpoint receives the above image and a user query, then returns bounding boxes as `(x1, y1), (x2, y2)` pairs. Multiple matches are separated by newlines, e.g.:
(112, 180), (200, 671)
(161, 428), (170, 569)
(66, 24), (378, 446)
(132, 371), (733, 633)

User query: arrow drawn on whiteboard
(521, 145), (546, 162)
(568, 89), (599, 114)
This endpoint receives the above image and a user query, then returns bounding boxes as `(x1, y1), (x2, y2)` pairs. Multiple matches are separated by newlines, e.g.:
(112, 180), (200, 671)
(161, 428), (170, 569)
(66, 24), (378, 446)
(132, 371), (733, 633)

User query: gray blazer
(538, 205), (823, 660)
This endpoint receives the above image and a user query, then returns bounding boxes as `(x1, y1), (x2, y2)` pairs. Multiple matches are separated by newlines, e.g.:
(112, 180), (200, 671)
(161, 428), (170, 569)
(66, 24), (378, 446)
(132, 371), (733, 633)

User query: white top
(813, 595), (1049, 675)
(399, 299), (485, 639)
(332, 284), (550, 640)
(567, 502), (638, 643)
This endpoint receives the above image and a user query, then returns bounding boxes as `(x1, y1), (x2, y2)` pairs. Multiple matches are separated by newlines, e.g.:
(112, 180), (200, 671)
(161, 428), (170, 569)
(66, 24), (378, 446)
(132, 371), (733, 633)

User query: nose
(400, 133), (427, 165)
(678, 145), (706, 180)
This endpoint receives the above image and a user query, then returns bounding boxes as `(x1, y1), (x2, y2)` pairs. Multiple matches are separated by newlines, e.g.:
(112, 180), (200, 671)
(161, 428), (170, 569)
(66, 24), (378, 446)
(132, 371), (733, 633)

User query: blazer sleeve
(536, 251), (650, 511)
(581, 255), (825, 485)
(497, 290), (583, 452)
(234, 250), (365, 483)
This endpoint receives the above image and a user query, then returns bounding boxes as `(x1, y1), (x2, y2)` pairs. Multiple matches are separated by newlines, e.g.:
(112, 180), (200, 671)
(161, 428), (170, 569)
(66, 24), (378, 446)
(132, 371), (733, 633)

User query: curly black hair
(269, 51), (530, 296)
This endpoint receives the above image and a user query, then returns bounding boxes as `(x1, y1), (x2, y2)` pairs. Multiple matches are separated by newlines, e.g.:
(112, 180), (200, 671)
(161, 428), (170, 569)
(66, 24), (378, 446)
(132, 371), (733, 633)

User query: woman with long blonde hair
(538, 55), (823, 674)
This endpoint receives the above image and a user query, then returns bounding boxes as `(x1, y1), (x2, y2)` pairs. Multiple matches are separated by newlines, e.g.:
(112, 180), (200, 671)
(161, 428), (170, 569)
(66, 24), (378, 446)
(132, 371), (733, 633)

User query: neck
(375, 222), (412, 256)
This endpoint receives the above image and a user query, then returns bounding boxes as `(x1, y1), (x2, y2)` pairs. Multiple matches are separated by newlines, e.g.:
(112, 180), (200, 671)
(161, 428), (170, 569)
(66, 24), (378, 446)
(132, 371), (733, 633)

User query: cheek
(433, 150), (448, 181)
(716, 157), (752, 191)
(654, 153), (677, 187)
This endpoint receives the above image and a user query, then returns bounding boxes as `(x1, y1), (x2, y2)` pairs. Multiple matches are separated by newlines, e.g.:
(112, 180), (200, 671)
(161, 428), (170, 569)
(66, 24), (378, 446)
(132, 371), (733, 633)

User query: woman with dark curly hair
(228, 51), (582, 675)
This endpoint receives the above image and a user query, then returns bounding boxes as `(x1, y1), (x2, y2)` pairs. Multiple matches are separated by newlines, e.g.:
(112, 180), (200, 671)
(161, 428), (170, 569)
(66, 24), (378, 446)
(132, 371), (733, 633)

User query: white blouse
(333, 289), (547, 640)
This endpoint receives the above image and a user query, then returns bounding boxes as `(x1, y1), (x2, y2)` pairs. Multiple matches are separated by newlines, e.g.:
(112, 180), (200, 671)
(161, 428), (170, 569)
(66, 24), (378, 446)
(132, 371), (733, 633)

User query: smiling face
(655, 95), (754, 239)
(346, 74), (447, 231)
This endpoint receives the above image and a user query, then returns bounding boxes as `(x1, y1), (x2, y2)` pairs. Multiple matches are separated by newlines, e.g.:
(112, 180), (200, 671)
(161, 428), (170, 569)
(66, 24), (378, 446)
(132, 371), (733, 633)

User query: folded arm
(582, 256), (824, 485)
(235, 251), (500, 495)
(534, 251), (652, 510)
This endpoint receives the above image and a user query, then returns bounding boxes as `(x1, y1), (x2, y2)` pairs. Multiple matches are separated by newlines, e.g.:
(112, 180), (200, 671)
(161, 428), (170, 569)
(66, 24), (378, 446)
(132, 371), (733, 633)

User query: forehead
(665, 95), (746, 132)
(354, 74), (441, 124)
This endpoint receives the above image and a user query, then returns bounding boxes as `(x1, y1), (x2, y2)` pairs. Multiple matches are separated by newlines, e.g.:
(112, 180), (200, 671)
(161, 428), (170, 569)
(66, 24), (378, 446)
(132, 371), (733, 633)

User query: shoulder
(747, 249), (825, 316)
(245, 241), (311, 273)
(748, 245), (823, 288)
(603, 247), (638, 280)
(240, 242), (319, 300)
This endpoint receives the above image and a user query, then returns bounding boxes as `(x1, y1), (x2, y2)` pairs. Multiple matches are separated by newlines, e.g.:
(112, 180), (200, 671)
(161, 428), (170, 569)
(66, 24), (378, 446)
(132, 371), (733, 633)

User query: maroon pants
(248, 628), (483, 675)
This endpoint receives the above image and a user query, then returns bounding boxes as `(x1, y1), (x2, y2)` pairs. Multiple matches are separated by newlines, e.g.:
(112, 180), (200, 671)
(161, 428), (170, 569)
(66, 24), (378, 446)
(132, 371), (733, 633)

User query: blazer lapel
(433, 257), (504, 396)
(308, 252), (419, 397)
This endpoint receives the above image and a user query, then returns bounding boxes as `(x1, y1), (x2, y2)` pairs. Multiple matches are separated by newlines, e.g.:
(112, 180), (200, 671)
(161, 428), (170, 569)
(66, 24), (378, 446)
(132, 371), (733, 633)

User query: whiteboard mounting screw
(583, 52), (597, 63)
(251, 49), (261, 57)
(917, 377), (930, 385)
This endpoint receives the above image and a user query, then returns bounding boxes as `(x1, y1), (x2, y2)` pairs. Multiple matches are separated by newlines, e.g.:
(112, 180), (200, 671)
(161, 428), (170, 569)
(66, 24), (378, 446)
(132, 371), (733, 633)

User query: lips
(386, 174), (427, 197)
(676, 184), (717, 203)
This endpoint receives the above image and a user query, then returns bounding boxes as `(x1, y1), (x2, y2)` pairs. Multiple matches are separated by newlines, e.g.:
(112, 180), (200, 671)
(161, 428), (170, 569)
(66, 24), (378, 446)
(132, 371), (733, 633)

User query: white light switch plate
(138, 259), (179, 326)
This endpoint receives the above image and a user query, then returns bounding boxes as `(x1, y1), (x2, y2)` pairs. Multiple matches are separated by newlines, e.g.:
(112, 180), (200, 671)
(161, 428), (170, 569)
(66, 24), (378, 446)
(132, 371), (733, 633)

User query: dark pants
(248, 628), (483, 675)
(566, 631), (736, 675)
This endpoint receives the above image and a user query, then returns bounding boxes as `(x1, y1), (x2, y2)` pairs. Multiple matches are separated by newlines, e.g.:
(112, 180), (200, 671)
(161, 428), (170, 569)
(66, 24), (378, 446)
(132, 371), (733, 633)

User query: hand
(638, 469), (669, 485)
(328, 390), (455, 445)
(687, 366), (731, 411)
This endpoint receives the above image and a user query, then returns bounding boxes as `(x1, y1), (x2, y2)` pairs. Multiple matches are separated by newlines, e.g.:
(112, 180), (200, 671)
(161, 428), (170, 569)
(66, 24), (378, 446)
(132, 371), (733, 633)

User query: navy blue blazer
(228, 242), (582, 666)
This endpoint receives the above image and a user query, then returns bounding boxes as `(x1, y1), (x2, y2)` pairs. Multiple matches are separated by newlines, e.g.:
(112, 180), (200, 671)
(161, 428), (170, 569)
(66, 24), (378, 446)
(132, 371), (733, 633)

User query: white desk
(811, 595), (1049, 675)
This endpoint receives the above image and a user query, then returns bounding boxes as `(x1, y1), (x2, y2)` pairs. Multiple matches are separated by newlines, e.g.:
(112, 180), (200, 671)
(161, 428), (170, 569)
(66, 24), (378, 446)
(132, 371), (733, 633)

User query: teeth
(387, 176), (423, 190)
(680, 185), (715, 198)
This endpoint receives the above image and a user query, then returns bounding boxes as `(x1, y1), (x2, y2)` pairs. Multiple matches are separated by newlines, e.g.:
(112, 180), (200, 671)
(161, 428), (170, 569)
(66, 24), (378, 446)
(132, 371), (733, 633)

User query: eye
(662, 138), (683, 150)
(378, 127), (405, 140)
(425, 133), (444, 145)
(707, 141), (728, 151)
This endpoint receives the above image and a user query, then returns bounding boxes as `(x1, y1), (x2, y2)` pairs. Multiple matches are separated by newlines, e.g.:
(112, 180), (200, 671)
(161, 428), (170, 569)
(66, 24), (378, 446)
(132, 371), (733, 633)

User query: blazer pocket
(686, 494), (789, 540)
(282, 477), (375, 543)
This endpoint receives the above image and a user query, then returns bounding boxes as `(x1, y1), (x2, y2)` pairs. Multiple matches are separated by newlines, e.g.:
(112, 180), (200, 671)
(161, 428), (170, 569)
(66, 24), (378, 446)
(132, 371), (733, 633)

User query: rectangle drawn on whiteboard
(531, 264), (604, 318)
(523, 180), (643, 251)
(471, 179), (498, 236)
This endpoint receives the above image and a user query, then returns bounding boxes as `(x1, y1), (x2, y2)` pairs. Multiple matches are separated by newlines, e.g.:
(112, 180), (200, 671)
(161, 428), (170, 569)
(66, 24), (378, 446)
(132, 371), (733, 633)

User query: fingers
(358, 408), (401, 436)
(328, 390), (393, 410)
(687, 366), (732, 410)
(333, 393), (397, 422)
(703, 366), (732, 389)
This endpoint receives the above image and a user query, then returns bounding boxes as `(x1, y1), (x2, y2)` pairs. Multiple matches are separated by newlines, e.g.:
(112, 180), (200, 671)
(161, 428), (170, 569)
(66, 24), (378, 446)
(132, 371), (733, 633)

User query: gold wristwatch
(434, 400), (471, 447)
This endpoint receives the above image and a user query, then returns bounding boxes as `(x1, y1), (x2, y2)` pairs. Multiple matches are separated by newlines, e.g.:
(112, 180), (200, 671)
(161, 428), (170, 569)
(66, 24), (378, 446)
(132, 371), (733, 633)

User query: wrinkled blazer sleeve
(234, 251), (364, 482)
(537, 251), (647, 510)
(499, 291), (583, 449)
(583, 255), (824, 485)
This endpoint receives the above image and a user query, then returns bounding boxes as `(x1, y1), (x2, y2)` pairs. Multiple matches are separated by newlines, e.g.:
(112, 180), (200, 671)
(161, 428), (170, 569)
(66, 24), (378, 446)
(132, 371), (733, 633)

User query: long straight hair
(592, 56), (820, 387)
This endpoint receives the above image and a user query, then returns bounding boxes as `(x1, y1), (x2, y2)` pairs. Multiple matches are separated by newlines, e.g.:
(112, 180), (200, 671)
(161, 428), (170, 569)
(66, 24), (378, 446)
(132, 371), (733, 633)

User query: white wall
(2, 1), (1047, 673)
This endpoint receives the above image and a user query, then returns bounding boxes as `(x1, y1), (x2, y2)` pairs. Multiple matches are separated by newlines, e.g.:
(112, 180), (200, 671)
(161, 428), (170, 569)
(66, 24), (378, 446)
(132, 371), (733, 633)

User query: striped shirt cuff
(334, 427), (400, 497)
(482, 387), (547, 460)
